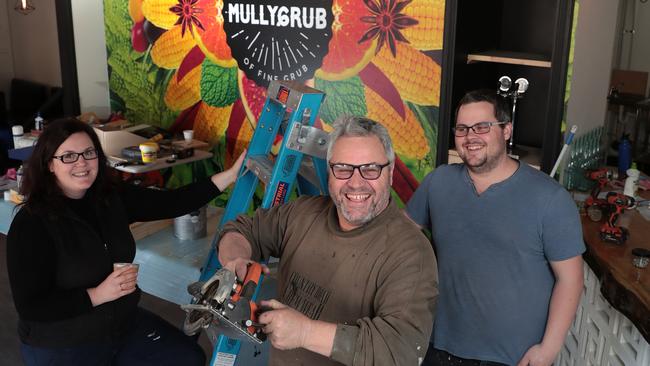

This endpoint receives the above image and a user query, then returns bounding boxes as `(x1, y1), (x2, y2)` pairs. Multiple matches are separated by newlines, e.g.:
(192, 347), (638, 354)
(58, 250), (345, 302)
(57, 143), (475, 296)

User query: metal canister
(173, 205), (207, 240)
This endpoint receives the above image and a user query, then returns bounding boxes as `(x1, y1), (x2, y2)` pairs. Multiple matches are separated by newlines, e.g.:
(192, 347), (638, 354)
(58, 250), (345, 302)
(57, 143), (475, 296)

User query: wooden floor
(0, 234), (212, 365)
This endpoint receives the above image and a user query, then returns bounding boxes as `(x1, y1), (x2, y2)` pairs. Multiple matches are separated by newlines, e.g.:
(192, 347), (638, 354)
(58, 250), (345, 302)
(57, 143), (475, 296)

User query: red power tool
(599, 192), (636, 244)
(584, 168), (617, 222)
(181, 262), (266, 344)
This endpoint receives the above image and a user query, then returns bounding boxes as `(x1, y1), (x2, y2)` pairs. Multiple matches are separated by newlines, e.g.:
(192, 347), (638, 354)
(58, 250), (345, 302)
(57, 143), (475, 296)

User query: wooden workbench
(581, 200), (650, 343)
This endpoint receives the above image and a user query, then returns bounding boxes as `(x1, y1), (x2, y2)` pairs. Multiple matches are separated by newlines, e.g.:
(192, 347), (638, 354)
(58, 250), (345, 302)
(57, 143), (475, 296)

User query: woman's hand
(211, 150), (246, 191)
(86, 266), (138, 307)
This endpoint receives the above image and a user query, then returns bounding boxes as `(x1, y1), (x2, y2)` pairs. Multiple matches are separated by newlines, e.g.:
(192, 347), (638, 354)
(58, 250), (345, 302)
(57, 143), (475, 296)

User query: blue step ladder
(200, 80), (329, 365)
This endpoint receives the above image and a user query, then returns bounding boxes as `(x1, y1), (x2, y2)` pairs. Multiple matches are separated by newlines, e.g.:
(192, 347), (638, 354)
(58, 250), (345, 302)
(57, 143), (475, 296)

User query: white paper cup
(183, 130), (194, 142)
(113, 262), (140, 272)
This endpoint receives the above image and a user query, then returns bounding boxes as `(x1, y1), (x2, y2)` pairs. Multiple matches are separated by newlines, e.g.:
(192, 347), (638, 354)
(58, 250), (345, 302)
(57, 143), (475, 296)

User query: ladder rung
(246, 155), (274, 185)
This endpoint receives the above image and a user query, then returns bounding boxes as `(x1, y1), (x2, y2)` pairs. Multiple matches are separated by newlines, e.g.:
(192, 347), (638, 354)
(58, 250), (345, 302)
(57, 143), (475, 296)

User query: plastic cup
(183, 130), (194, 143)
(632, 248), (650, 269)
(113, 262), (140, 271)
(624, 168), (640, 197)
(139, 142), (159, 163)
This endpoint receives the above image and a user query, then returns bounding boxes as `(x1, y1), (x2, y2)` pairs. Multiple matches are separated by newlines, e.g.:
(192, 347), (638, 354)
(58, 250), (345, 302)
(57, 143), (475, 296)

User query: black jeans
(423, 346), (508, 366)
(20, 308), (205, 366)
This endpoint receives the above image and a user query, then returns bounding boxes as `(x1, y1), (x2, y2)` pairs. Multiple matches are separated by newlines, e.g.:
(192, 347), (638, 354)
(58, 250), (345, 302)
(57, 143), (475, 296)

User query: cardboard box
(93, 124), (151, 157)
(610, 69), (649, 97)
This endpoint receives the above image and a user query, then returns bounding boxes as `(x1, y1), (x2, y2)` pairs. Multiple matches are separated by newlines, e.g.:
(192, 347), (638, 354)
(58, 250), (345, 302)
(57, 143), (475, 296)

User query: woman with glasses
(6, 118), (244, 366)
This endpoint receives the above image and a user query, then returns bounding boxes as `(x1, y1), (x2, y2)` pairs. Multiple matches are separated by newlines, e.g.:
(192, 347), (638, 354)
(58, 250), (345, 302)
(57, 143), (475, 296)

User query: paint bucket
(139, 142), (159, 163)
(173, 205), (207, 240)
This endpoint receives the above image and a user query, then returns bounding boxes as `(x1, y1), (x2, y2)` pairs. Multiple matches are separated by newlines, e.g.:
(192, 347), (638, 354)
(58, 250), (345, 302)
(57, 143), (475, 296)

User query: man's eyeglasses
(329, 162), (390, 180)
(452, 122), (506, 137)
(52, 149), (99, 164)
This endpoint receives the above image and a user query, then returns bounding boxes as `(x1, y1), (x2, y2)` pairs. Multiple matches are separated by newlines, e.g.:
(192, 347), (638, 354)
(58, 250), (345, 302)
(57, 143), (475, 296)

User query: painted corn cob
(365, 86), (429, 159)
(193, 102), (233, 145)
(402, 0), (445, 51)
(165, 66), (202, 111)
(372, 42), (441, 106)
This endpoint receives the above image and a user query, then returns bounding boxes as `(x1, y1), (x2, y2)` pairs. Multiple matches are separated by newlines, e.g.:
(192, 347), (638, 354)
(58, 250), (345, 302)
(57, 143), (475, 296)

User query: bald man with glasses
(407, 89), (584, 366)
(218, 116), (438, 366)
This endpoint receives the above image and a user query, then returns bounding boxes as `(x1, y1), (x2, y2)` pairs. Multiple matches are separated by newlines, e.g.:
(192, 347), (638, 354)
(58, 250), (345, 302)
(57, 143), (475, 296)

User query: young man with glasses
(218, 116), (438, 366)
(407, 89), (584, 366)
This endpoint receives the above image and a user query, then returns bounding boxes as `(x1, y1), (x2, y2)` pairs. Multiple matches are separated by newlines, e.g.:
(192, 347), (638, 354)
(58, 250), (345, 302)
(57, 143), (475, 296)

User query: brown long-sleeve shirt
(222, 196), (438, 365)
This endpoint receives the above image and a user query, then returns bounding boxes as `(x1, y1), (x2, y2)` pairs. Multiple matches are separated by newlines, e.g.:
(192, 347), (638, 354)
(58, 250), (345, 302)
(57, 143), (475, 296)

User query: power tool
(599, 192), (636, 244)
(584, 168), (617, 222)
(181, 262), (266, 344)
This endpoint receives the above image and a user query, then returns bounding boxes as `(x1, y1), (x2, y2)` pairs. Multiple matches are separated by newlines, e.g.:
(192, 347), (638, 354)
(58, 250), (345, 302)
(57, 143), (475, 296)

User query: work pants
(423, 346), (508, 366)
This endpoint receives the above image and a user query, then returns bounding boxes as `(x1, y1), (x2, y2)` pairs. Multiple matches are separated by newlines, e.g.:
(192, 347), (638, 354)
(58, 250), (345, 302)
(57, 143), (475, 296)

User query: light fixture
(496, 75), (530, 157)
(15, 0), (35, 15)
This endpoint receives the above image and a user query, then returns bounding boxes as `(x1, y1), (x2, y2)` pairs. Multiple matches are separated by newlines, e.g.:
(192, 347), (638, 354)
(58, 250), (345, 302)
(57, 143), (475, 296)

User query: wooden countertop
(581, 195), (650, 343)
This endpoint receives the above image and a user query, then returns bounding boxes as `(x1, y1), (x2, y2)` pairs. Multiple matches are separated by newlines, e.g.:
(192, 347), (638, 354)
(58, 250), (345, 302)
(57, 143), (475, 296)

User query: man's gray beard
(340, 202), (376, 227)
(334, 190), (390, 228)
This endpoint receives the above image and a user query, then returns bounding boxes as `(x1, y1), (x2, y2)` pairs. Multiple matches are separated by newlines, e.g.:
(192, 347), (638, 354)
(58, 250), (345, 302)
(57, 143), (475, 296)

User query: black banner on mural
(222, 0), (334, 88)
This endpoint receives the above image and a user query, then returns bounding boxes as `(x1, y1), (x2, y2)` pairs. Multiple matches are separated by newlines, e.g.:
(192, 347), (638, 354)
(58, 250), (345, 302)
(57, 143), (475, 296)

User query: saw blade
(211, 309), (264, 344)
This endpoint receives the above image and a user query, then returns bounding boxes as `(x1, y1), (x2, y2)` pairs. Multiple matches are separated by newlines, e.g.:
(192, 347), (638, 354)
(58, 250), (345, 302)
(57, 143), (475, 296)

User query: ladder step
(286, 124), (329, 159)
(246, 155), (274, 186)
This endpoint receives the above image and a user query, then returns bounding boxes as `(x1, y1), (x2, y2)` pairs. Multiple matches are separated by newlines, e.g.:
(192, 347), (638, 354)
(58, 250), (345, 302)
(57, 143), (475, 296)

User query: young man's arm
(518, 255), (583, 366)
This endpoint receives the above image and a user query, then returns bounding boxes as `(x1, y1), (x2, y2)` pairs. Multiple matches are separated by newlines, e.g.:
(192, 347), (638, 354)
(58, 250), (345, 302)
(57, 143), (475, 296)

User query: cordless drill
(584, 168), (617, 222)
(599, 192), (635, 244)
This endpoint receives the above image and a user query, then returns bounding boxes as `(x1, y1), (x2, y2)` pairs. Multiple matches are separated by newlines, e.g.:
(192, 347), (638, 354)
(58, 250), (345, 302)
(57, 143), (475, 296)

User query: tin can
(174, 205), (207, 240)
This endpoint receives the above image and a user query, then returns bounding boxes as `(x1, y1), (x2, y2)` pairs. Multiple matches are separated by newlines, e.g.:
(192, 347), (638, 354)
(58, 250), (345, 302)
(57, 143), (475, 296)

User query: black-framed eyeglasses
(329, 162), (391, 180)
(52, 149), (98, 164)
(452, 122), (506, 137)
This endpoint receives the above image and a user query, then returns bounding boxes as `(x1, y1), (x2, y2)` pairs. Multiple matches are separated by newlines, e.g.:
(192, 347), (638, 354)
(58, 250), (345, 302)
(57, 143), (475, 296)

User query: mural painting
(104, 0), (445, 205)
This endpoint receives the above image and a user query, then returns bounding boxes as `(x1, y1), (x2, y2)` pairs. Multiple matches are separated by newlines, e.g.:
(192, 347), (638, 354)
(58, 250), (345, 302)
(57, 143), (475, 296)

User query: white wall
(629, 0), (650, 96)
(7, 0), (61, 88)
(71, 0), (110, 117)
(565, 0), (621, 136)
(0, 3), (15, 98)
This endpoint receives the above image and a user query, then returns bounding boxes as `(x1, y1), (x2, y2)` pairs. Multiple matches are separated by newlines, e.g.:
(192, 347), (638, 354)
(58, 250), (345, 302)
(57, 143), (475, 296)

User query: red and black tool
(584, 168), (617, 222)
(181, 262), (266, 343)
(599, 192), (635, 244)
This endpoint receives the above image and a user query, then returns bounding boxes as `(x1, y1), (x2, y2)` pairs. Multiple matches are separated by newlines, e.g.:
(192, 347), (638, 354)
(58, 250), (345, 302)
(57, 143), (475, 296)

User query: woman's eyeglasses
(52, 149), (99, 164)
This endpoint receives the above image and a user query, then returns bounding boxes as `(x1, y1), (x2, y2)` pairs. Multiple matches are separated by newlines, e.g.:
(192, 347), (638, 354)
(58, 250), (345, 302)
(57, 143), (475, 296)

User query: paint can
(173, 205), (207, 240)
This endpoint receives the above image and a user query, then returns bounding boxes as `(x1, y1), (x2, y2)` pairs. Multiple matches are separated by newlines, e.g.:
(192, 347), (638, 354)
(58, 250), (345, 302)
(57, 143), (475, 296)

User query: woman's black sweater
(6, 180), (221, 347)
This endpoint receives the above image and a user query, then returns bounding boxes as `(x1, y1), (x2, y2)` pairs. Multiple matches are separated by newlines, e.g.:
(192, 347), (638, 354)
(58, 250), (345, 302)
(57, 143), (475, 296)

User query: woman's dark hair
(21, 118), (113, 213)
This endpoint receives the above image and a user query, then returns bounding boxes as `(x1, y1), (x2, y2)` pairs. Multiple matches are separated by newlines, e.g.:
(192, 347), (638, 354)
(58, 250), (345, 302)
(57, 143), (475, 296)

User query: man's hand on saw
(223, 258), (269, 280)
(258, 299), (312, 350)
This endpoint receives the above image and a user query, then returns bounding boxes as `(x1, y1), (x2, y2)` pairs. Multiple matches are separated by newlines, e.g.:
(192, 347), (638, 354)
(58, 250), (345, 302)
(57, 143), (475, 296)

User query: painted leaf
(200, 59), (238, 107)
(315, 76), (367, 124)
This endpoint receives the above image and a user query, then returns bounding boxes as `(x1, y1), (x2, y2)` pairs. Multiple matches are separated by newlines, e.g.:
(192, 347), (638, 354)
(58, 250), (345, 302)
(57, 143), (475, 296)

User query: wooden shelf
(109, 149), (213, 174)
(467, 51), (552, 68)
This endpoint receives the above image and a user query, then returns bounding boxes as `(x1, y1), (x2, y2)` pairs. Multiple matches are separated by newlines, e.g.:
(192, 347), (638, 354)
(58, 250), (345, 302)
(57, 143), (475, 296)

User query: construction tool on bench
(182, 80), (329, 366)
(584, 168), (618, 222)
(599, 192), (636, 244)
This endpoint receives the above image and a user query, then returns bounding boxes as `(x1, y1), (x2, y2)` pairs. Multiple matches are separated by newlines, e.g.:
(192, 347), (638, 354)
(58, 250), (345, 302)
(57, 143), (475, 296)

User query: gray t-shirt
(406, 163), (584, 365)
